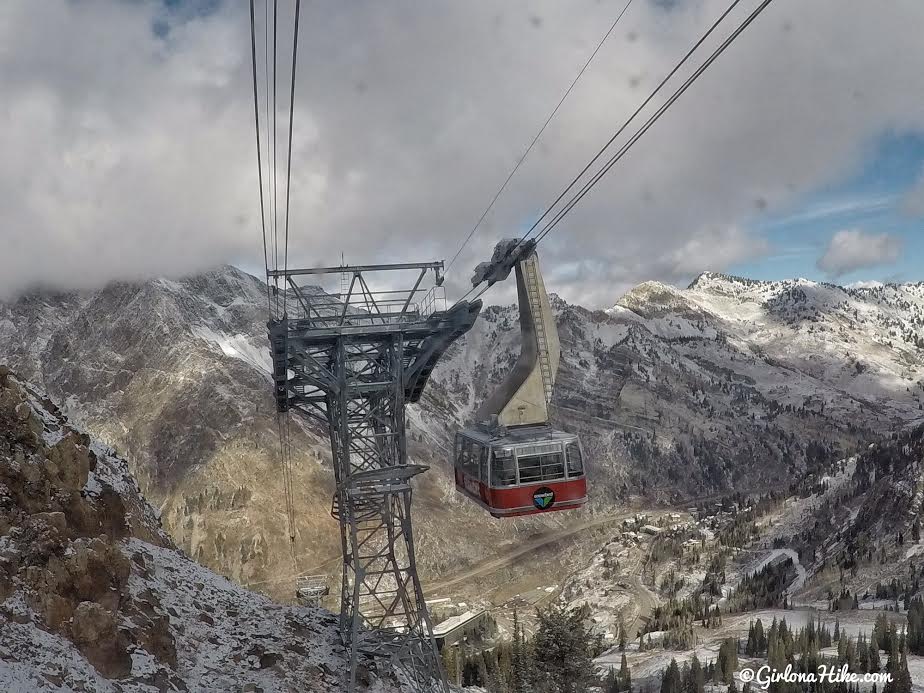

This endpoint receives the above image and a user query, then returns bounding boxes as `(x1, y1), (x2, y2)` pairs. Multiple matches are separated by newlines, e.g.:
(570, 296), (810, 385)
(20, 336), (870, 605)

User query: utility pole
(267, 261), (481, 691)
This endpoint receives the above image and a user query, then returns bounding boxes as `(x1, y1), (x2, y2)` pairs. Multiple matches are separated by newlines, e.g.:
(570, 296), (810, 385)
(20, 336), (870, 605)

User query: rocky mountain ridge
(0, 366), (406, 692)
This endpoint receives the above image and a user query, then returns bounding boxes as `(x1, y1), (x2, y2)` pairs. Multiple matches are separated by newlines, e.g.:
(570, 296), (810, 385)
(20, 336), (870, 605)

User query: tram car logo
(532, 487), (555, 510)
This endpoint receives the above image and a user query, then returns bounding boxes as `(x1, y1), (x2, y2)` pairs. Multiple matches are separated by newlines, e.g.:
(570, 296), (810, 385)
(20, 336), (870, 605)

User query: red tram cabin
(453, 425), (587, 518)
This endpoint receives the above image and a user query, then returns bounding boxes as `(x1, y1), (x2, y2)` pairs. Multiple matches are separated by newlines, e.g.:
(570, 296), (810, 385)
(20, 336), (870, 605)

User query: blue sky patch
(732, 132), (924, 284)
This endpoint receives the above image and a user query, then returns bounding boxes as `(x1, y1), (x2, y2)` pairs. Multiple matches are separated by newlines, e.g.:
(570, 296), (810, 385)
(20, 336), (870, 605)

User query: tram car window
(566, 441), (583, 477)
(491, 449), (517, 486)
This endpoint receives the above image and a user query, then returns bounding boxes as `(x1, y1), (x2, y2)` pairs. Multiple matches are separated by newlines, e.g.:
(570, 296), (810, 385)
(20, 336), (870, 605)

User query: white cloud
(764, 194), (895, 228)
(665, 226), (769, 275)
(1, 0), (924, 305)
(816, 229), (902, 278)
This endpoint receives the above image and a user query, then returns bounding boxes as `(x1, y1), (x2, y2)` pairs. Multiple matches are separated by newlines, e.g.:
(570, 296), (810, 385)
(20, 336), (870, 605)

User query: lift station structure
(267, 261), (481, 691)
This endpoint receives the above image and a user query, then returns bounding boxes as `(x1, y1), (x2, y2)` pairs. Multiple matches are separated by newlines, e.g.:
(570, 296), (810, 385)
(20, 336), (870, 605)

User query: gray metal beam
(268, 261), (443, 278)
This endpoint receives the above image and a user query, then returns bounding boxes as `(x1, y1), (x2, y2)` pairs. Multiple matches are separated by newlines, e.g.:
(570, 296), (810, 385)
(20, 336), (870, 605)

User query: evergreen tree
(680, 662), (692, 693)
(689, 654), (705, 693)
(716, 639), (739, 684)
(846, 637), (858, 672)
(874, 613), (889, 651)
(494, 642), (512, 693)
(511, 608), (530, 693)
(531, 603), (597, 693)
(484, 649), (506, 693)
(894, 647), (913, 693)
(883, 641), (900, 693)
(461, 653), (480, 686)
(869, 631), (882, 672)
(661, 659), (681, 693)
(907, 596), (924, 654)
(461, 651), (490, 687)
(754, 619), (766, 654)
(476, 652), (489, 688)
(858, 634), (870, 673)
(604, 667), (619, 693)
(619, 653), (632, 693)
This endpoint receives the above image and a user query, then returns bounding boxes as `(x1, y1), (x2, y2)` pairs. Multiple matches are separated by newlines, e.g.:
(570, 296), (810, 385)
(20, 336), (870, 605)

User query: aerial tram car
(453, 239), (587, 518)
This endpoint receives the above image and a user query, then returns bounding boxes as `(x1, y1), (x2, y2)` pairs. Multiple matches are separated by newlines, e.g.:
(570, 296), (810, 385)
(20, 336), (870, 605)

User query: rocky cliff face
(1, 267), (922, 602)
(0, 367), (405, 692)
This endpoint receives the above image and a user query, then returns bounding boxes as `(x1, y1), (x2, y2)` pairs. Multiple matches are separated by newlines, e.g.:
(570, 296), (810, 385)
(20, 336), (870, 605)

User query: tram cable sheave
(267, 261), (481, 692)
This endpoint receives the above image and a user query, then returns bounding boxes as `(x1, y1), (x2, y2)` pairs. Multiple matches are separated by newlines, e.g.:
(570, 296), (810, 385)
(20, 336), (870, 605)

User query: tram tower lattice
(267, 261), (481, 692)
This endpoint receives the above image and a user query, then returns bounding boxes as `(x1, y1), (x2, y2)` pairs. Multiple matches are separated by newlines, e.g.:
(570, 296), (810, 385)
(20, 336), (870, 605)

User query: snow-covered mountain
(617, 271), (924, 426)
(0, 367), (406, 692)
(1, 266), (922, 601)
(424, 271), (923, 499)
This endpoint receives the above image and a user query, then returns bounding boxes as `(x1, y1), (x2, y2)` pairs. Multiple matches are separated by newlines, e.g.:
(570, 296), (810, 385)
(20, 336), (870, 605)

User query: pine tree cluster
(447, 603), (603, 693)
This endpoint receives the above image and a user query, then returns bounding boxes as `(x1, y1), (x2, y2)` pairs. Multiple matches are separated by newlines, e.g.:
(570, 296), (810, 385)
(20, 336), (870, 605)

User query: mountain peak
(612, 280), (705, 319)
(618, 280), (684, 303)
(687, 271), (769, 291)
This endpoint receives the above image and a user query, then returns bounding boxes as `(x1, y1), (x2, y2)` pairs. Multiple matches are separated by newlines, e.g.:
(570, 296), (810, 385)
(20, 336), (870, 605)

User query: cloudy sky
(1, 0), (922, 308)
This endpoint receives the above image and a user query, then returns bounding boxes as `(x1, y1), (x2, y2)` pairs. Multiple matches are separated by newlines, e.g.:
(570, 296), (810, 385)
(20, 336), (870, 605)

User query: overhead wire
(248, 0), (272, 314)
(517, 0), (747, 248)
(279, 0), (303, 570)
(451, 275), (494, 307)
(284, 414), (299, 569)
(443, 0), (636, 279)
(249, 0), (302, 575)
(264, 0), (278, 318)
(282, 0), (301, 317)
(453, 0), (775, 306)
(531, 0), (776, 246)
(276, 413), (298, 569)
(271, 0), (280, 317)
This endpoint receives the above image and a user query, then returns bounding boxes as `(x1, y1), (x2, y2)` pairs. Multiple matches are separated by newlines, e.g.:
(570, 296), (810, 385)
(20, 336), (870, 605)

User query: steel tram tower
(267, 261), (481, 692)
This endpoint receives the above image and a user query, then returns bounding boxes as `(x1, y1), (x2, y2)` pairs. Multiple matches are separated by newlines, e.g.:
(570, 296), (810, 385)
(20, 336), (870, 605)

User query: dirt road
(424, 511), (646, 596)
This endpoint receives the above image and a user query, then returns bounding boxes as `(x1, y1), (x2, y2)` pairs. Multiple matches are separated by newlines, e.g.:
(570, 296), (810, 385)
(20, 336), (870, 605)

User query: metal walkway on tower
(267, 261), (481, 692)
